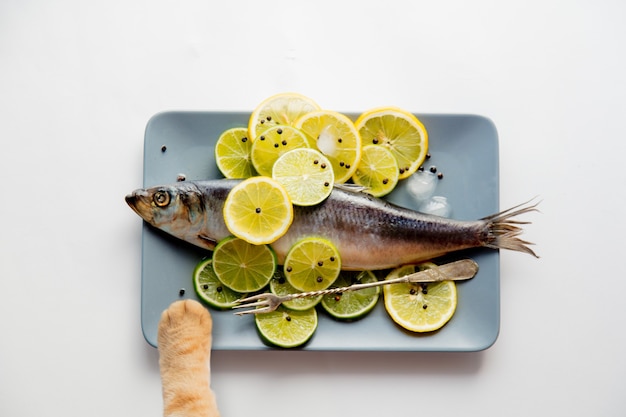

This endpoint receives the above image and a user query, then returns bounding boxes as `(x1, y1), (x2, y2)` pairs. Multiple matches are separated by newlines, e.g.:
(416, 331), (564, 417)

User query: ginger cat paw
(158, 299), (212, 355)
(158, 299), (220, 417)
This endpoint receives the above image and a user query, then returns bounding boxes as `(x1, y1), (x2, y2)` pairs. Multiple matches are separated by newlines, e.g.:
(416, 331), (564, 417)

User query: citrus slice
(223, 176), (294, 245)
(294, 110), (362, 183)
(284, 237), (341, 292)
(269, 268), (322, 311)
(272, 148), (334, 206)
(211, 236), (277, 293)
(321, 270), (380, 321)
(255, 305), (318, 348)
(355, 107), (428, 179)
(214, 127), (256, 178)
(351, 145), (399, 197)
(250, 125), (310, 177)
(193, 258), (246, 309)
(383, 262), (457, 332)
(248, 92), (321, 141)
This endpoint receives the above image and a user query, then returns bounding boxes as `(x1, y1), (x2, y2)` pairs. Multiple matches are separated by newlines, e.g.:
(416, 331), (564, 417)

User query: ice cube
(406, 170), (438, 202)
(418, 196), (452, 218)
(317, 125), (338, 157)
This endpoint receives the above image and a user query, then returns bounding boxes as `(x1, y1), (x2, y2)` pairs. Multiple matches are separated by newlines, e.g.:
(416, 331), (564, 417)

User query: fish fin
(197, 234), (218, 249)
(482, 198), (541, 258)
(333, 183), (370, 194)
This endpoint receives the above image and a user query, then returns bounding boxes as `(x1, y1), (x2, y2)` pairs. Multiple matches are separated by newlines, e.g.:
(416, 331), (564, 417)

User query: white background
(1, 0), (625, 415)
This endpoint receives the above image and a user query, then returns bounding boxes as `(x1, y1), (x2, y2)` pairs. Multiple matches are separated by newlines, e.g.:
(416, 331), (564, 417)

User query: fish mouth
(125, 189), (153, 223)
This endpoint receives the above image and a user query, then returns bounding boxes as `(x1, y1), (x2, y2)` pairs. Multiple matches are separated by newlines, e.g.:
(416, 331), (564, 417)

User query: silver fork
(231, 258), (479, 315)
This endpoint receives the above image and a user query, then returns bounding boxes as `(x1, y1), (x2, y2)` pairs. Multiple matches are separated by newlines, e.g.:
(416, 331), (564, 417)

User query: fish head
(125, 183), (215, 249)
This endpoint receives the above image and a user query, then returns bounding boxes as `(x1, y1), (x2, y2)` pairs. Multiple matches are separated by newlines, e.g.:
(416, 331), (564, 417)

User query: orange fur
(157, 300), (220, 417)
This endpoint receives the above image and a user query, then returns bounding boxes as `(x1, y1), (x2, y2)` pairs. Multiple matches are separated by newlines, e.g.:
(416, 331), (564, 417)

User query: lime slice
(321, 270), (380, 321)
(272, 148), (334, 206)
(383, 262), (457, 332)
(193, 258), (246, 309)
(351, 145), (399, 197)
(269, 268), (322, 311)
(248, 92), (321, 141)
(294, 110), (362, 183)
(223, 176), (294, 245)
(212, 236), (276, 293)
(250, 125), (310, 177)
(255, 305), (318, 348)
(214, 127), (256, 179)
(284, 237), (341, 292)
(355, 107), (428, 179)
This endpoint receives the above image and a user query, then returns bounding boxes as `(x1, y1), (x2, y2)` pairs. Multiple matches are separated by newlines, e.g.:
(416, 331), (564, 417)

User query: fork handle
(282, 259), (479, 301)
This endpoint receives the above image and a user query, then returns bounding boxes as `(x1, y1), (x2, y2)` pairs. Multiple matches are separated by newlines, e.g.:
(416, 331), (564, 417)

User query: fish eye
(153, 190), (171, 207)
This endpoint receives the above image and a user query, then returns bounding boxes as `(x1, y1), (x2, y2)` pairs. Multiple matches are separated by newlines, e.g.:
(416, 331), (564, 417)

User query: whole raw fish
(126, 179), (537, 270)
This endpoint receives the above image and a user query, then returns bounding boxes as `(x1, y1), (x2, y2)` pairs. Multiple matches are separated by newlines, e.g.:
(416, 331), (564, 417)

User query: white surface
(1, 0), (625, 415)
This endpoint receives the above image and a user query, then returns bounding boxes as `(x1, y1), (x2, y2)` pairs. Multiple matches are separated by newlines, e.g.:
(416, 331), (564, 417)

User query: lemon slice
(255, 305), (318, 348)
(351, 145), (399, 197)
(269, 268), (322, 311)
(223, 176), (294, 245)
(272, 148), (334, 206)
(284, 237), (341, 292)
(383, 263), (457, 332)
(321, 270), (380, 321)
(250, 125), (310, 177)
(193, 258), (246, 309)
(212, 236), (276, 293)
(248, 92), (321, 141)
(214, 127), (256, 178)
(355, 107), (428, 179)
(294, 110), (362, 183)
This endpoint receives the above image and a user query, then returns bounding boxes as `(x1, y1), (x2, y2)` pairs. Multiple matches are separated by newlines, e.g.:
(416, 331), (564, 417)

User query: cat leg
(157, 299), (220, 417)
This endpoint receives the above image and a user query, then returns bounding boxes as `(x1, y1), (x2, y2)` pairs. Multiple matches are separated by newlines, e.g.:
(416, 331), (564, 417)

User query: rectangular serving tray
(139, 111), (500, 351)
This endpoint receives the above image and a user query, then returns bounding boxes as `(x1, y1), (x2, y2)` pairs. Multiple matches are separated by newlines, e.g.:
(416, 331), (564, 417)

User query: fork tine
(233, 306), (273, 316)
(231, 299), (269, 310)
(233, 293), (267, 304)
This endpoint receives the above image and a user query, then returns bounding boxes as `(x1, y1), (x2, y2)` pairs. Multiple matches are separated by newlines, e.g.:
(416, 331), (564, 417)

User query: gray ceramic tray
(139, 111), (500, 351)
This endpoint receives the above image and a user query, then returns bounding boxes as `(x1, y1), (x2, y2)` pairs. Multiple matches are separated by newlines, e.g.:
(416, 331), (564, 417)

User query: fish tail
(481, 198), (540, 258)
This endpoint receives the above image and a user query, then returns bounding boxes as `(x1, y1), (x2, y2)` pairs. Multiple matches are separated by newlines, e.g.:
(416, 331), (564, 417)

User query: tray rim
(139, 110), (501, 352)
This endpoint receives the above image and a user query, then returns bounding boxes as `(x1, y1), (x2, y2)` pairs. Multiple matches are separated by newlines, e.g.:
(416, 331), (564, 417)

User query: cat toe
(163, 299), (210, 324)
(183, 299), (212, 327)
